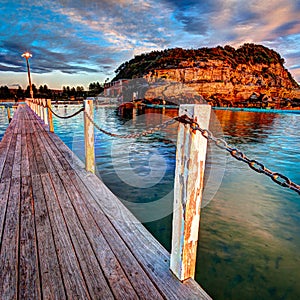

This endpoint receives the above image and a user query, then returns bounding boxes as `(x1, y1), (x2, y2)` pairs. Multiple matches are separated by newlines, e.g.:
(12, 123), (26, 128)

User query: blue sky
(0, 0), (300, 89)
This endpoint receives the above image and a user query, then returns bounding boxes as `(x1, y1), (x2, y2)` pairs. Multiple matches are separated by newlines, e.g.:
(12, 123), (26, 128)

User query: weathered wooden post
(39, 99), (43, 118)
(7, 107), (12, 123)
(34, 99), (37, 114)
(47, 99), (54, 133)
(170, 104), (211, 281)
(43, 99), (48, 125)
(84, 99), (95, 173)
(35, 99), (38, 115)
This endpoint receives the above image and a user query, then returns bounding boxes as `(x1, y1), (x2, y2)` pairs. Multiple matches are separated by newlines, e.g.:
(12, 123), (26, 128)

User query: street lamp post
(21, 52), (33, 99)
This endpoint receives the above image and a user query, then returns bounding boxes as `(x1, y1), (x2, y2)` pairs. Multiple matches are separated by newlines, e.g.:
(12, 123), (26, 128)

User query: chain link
(176, 114), (300, 196)
(84, 111), (178, 139)
(47, 105), (85, 119)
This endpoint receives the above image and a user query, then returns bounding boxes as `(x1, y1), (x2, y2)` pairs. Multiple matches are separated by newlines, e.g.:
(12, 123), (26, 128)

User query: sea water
(1, 105), (299, 299)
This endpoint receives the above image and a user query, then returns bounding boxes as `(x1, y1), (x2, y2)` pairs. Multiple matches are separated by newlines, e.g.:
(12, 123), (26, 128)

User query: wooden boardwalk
(0, 105), (211, 299)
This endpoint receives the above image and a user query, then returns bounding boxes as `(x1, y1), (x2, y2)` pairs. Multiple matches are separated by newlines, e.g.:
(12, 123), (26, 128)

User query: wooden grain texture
(84, 99), (95, 173)
(49, 171), (114, 299)
(19, 175), (41, 299)
(20, 133), (30, 178)
(1, 132), (17, 180)
(59, 171), (136, 298)
(47, 99), (54, 133)
(171, 104), (211, 281)
(41, 173), (91, 299)
(65, 169), (162, 300)
(31, 175), (66, 299)
(0, 179), (10, 248)
(0, 177), (20, 299)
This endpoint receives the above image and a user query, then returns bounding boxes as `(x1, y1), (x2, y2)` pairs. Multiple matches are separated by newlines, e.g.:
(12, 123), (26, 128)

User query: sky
(0, 0), (300, 90)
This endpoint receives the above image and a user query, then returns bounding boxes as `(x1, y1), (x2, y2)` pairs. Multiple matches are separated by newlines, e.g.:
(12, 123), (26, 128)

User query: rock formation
(113, 44), (300, 107)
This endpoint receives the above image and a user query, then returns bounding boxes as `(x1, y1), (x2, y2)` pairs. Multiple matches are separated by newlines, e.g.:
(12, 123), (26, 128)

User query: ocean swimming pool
(1, 105), (299, 299)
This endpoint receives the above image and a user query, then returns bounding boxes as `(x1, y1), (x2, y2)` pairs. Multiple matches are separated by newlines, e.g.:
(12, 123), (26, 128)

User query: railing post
(39, 99), (42, 118)
(170, 104), (211, 281)
(7, 107), (12, 123)
(47, 99), (54, 133)
(43, 99), (48, 125)
(84, 100), (95, 173)
(36, 99), (39, 116)
(34, 99), (37, 114)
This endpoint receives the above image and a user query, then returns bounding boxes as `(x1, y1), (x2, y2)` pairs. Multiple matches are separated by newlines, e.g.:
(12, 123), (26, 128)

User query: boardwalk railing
(25, 97), (209, 282)
(22, 99), (232, 281)
(23, 97), (300, 282)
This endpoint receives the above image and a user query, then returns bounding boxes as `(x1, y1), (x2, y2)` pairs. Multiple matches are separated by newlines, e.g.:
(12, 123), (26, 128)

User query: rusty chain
(84, 111), (177, 138)
(175, 114), (300, 196)
(47, 105), (85, 119)
(45, 104), (299, 196)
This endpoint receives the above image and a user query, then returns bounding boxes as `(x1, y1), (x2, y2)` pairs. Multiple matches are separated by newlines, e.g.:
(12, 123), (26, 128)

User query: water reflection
(214, 110), (277, 144)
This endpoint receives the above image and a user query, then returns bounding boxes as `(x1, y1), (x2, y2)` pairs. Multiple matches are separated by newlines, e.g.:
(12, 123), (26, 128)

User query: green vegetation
(113, 43), (299, 88)
(0, 81), (105, 101)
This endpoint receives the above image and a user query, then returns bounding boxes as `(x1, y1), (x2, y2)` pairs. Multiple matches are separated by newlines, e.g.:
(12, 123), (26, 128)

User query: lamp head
(21, 52), (32, 59)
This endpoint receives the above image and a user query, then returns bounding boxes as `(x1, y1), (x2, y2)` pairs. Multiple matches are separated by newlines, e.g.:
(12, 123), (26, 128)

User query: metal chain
(47, 105), (85, 119)
(175, 114), (300, 196)
(84, 111), (178, 139)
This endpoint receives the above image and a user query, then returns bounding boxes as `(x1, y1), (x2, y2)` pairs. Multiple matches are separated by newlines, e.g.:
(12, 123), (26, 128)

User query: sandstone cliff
(113, 44), (300, 106)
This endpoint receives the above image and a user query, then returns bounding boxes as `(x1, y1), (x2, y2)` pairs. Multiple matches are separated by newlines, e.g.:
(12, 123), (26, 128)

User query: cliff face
(113, 44), (300, 104)
(144, 61), (299, 102)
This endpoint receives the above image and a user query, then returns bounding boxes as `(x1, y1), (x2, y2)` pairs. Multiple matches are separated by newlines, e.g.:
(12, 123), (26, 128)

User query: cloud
(0, 0), (300, 85)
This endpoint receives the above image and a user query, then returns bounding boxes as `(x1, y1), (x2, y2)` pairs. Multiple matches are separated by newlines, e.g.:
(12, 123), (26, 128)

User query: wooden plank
(31, 175), (66, 299)
(68, 170), (164, 299)
(33, 125), (68, 172)
(45, 130), (85, 171)
(28, 129), (48, 176)
(26, 132), (39, 176)
(40, 173), (90, 299)
(0, 134), (13, 179)
(19, 175), (41, 299)
(11, 133), (21, 178)
(69, 166), (211, 299)
(20, 133), (30, 177)
(0, 179), (10, 247)
(0, 177), (20, 299)
(0, 108), (20, 179)
(61, 170), (150, 300)
(32, 131), (56, 174)
(50, 171), (115, 299)
(1, 133), (17, 180)
(29, 113), (71, 172)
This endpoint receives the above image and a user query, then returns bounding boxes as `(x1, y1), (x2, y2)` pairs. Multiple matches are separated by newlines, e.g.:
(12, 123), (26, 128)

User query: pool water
(0, 106), (14, 141)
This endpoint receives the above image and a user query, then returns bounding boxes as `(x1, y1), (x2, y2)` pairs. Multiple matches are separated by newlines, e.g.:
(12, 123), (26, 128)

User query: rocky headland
(113, 44), (300, 108)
